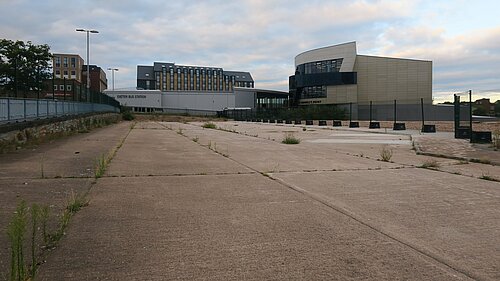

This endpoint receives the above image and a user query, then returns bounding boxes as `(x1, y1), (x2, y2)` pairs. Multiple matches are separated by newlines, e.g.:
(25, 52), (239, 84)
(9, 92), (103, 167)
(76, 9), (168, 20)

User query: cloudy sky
(1, 0), (499, 103)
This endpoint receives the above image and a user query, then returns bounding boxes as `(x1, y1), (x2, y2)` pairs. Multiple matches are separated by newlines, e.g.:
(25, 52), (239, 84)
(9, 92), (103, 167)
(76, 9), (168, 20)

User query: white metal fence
(0, 98), (120, 124)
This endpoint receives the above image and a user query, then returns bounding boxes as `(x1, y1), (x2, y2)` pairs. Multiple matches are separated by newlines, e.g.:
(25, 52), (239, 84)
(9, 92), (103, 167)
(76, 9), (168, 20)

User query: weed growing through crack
(40, 206), (50, 245)
(192, 136), (199, 142)
(282, 133), (300, 144)
(7, 201), (28, 281)
(202, 122), (217, 129)
(419, 159), (440, 169)
(480, 174), (499, 182)
(95, 154), (107, 179)
(30, 204), (40, 279)
(470, 158), (491, 164)
(40, 153), (45, 179)
(380, 146), (393, 162)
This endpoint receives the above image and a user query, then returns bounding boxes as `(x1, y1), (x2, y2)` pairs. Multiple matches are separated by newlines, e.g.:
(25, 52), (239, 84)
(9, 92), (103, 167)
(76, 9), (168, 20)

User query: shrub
(121, 106), (135, 121)
(380, 146), (393, 162)
(122, 111), (135, 121)
(419, 159), (440, 169)
(202, 122), (217, 129)
(282, 133), (300, 144)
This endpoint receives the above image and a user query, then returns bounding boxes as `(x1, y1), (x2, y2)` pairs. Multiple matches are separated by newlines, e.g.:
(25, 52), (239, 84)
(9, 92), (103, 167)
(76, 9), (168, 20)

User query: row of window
(55, 70), (77, 77)
(300, 86), (326, 99)
(54, 56), (78, 68)
(297, 59), (343, 75)
(152, 70), (253, 92)
(53, 84), (72, 91)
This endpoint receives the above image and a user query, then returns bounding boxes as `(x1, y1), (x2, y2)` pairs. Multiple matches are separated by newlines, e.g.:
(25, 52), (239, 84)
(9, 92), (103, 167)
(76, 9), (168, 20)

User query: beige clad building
(52, 54), (84, 82)
(289, 42), (433, 110)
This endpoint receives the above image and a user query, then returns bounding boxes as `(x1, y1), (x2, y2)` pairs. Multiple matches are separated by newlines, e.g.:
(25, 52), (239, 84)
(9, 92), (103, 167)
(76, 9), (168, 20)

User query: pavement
(1, 120), (499, 280)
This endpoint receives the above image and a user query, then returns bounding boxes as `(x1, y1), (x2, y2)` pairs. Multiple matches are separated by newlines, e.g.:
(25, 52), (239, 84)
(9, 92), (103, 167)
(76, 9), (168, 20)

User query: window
(70, 57), (76, 68)
(63, 70), (68, 78)
(67, 85), (72, 91)
(55, 70), (61, 76)
(63, 57), (68, 67)
(59, 85), (64, 90)
(71, 70), (76, 78)
(54, 57), (61, 67)
(53, 85), (58, 90)
(300, 86), (326, 99)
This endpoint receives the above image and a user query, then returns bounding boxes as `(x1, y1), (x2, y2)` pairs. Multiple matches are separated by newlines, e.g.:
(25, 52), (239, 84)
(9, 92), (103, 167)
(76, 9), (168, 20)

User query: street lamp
(107, 68), (119, 91)
(76, 28), (99, 102)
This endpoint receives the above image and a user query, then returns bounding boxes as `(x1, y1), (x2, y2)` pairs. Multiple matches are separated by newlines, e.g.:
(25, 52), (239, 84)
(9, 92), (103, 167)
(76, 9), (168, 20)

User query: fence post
(37, 98), (39, 118)
(47, 99), (49, 117)
(7, 98), (11, 121)
(23, 99), (27, 121)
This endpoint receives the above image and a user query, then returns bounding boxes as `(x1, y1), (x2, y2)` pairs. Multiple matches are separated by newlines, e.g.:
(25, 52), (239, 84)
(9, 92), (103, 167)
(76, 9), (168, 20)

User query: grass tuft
(480, 174), (499, 182)
(419, 159), (440, 169)
(380, 146), (393, 162)
(202, 122), (217, 129)
(282, 133), (300, 144)
(94, 154), (107, 179)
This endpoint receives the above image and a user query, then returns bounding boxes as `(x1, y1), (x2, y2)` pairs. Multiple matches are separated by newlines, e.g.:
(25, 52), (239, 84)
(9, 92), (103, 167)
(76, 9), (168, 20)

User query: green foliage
(95, 154), (107, 179)
(7, 201), (28, 281)
(202, 122), (217, 129)
(7, 194), (89, 281)
(472, 106), (488, 116)
(30, 204), (40, 279)
(282, 133), (300, 144)
(121, 107), (135, 121)
(0, 39), (52, 96)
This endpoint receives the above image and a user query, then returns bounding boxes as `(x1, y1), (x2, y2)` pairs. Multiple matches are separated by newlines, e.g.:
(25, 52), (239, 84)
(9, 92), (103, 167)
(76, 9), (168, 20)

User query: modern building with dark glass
(289, 42), (434, 119)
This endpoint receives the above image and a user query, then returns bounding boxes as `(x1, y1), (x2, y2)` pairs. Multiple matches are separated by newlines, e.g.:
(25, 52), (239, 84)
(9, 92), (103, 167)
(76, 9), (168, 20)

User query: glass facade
(301, 86), (326, 99)
(297, 58), (343, 75)
(290, 58), (356, 104)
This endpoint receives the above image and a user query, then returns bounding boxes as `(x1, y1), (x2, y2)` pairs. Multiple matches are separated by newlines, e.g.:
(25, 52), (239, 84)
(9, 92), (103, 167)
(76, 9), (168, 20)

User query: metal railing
(0, 98), (119, 124)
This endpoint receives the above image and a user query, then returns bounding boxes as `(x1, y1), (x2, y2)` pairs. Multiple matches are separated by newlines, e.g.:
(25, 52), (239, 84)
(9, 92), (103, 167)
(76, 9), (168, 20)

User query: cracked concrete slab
(270, 168), (500, 281)
(38, 174), (472, 280)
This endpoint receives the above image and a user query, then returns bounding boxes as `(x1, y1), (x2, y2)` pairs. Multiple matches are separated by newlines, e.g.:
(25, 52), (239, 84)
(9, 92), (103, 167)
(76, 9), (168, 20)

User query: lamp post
(107, 68), (119, 90)
(76, 28), (99, 102)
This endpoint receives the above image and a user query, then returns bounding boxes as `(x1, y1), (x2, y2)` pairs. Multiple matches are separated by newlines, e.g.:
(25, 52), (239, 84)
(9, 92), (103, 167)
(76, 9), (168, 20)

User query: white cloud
(0, 0), (499, 101)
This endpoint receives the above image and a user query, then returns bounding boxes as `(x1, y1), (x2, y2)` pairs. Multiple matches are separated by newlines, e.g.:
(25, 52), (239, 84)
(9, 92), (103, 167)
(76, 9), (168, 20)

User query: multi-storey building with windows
(50, 53), (84, 98)
(136, 62), (254, 92)
(289, 42), (436, 120)
(83, 65), (108, 93)
(52, 54), (84, 82)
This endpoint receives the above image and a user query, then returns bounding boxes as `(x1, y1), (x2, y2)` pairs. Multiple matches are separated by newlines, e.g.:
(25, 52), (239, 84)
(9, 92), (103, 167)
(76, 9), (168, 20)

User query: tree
(0, 39), (52, 97)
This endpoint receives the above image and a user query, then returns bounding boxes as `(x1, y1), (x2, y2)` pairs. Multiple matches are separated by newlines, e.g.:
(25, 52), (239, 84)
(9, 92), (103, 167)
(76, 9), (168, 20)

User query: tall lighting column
(107, 68), (119, 90)
(76, 28), (99, 102)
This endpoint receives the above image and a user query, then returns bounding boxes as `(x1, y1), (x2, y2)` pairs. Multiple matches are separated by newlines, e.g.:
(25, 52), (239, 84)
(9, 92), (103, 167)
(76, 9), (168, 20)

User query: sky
(1, 0), (499, 103)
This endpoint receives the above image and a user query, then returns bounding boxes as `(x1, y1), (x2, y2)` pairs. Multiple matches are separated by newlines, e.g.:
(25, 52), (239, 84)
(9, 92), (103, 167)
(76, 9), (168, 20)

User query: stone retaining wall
(0, 113), (121, 153)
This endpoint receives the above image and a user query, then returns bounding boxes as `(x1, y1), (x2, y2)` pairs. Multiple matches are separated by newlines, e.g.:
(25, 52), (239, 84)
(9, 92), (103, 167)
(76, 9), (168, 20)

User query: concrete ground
(0, 121), (132, 277)
(1, 120), (499, 280)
